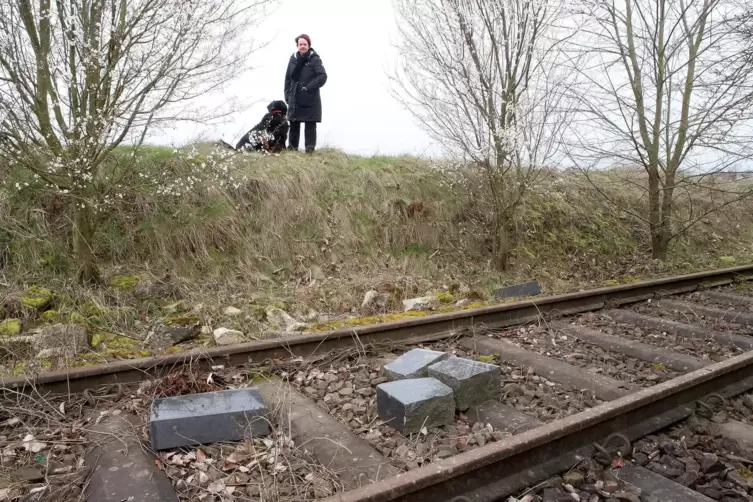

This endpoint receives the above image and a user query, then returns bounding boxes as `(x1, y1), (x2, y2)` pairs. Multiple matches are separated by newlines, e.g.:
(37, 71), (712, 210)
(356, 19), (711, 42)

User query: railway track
(3, 264), (753, 502)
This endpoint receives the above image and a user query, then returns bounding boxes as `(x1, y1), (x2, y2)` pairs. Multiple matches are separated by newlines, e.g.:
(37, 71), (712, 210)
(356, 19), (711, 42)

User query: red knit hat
(295, 34), (311, 46)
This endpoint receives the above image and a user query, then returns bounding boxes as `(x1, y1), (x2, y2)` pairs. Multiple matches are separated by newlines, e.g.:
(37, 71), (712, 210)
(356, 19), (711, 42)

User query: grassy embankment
(1, 145), (751, 375)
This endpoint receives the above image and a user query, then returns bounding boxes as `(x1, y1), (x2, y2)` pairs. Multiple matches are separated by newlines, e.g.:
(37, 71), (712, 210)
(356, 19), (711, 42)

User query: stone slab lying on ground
(493, 281), (542, 299)
(428, 356), (502, 410)
(382, 348), (449, 380)
(149, 387), (270, 450)
(376, 377), (455, 433)
(85, 412), (179, 502)
(257, 378), (399, 489)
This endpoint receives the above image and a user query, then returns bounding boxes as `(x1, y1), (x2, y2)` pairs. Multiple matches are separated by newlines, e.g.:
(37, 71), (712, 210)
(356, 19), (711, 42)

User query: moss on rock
(109, 274), (141, 292)
(163, 315), (201, 326)
(719, 256), (737, 265)
(435, 292), (454, 303)
(0, 318), (21, 337)
(40, 310), (62, 323)
(20, 286), (53, 310)
(308, 310), (431, 332)
(90, 332), (153, 360)
(250, 305), (268, 322)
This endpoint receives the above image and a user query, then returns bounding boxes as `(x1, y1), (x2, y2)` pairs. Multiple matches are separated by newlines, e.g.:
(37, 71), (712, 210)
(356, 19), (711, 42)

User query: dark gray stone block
(428, 357), (502, 411)
(382, 348), (449, 380)
(493, 281), (542, 299)
(376, 378), (455, 433)
(149, 387), (270, 450)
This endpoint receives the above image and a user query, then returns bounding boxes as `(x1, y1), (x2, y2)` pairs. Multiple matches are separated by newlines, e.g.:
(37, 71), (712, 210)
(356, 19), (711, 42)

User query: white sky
(152, 0), (441, 157)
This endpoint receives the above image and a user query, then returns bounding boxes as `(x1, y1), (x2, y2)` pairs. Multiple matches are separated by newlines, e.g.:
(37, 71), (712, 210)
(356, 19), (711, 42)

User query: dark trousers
(288, 121), (317, 153)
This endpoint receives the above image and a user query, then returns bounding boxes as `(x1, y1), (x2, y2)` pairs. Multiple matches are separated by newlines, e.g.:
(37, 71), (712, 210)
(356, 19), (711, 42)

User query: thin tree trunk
(492, 212), (510, 271)
(648, 167), (665, 259)
(73, 202), (101, 284)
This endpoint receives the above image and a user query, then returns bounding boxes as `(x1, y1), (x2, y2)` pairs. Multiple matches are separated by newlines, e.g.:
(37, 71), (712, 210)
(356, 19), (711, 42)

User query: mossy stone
(0, 318), (21, 337)
(163, 315), (201, 326)
(435, 292), (454, 303)
(109, 274), (141, 292)
(40, 310), (62, 323)
(91, 331), (141, 352)
(20, 286), (53, 310)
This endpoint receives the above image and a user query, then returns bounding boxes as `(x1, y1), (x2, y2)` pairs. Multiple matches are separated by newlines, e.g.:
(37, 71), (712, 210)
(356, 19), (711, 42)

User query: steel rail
(2, 264), (753, 395)
(323, 349), (753, 502)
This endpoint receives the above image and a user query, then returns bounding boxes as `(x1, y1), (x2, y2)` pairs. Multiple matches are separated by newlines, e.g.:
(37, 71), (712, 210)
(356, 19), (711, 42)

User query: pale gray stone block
(382, 348), (449, 380)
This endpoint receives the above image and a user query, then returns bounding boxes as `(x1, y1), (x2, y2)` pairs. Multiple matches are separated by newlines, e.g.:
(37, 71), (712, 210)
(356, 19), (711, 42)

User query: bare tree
(0, 0), (274, 283)
(565, 0), (753, 260)
(391, 0), (572, 271)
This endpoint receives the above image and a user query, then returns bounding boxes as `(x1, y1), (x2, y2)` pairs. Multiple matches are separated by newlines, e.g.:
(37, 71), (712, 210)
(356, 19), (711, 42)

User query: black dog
(221, 100), (289, 154)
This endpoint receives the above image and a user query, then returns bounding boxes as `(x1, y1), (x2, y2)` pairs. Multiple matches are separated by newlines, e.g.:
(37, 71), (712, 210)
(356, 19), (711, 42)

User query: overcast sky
(151, 0), (441, 157)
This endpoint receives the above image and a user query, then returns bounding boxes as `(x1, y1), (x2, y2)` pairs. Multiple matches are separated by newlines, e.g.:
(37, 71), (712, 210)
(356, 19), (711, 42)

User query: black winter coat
(285, 49), (327, 123)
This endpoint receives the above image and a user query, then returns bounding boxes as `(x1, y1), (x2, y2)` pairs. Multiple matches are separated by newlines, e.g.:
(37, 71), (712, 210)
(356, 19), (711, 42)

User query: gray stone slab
(382, 348), (449, 380)
(493, 281), (542, 299)
(85, 412), (179, 502)
(149, 387), (270, 450)
(376, 377), (455, 433)
(427, 357), (502, 411)
(616, 463), (715, 501)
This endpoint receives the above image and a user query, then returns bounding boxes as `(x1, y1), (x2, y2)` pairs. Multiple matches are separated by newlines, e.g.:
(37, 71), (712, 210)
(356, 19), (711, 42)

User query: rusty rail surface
(2, 264), (753, 395)
(324, 349), (753, 502)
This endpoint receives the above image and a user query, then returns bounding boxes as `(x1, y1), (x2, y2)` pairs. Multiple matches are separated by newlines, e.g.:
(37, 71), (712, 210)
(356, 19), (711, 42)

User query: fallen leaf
(59, 402), (65, 415)
(196, 449), (207, 462)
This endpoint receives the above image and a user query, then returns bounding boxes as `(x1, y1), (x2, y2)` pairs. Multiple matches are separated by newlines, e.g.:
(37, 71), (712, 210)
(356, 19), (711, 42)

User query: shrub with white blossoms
(0, 0), (275, 282)
(393, 0), (573, 271)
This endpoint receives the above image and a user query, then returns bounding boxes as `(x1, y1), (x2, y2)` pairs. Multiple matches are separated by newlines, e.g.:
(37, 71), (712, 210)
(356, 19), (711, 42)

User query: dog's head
(268, 100), (288, 115)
